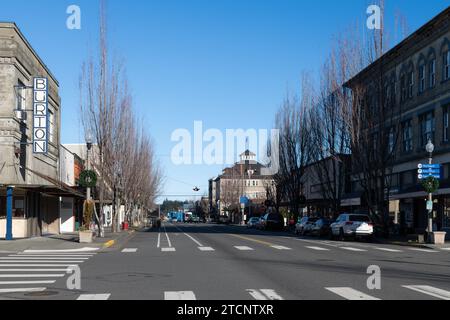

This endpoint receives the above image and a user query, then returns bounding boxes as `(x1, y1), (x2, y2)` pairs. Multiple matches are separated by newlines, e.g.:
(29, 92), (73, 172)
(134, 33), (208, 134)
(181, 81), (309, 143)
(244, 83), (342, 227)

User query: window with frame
(419, 65), (425, 93)
(408, 71), (414, 98)
(402, 120), (413, 152)
(16, 80), (26, 112)
(444, 106), (449, 143)
(444, 51), (450, 81)
(400, 74), (407, 102)
(49, 109), (55, 144)
(420, 112), (435, 146)
(388, 127), (395, 154)
(429, 59), (436, 88)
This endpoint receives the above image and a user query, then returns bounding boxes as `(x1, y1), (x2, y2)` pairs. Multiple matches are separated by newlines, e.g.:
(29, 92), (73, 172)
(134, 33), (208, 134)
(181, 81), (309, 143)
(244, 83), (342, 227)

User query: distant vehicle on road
(247, 217), (260, 229)
(310, 218), (332, 237)
(259, 213), (284, 231)
(330, 214), (374, 241)
(191, 215), (201, 223)
(295, 217), (319, 236)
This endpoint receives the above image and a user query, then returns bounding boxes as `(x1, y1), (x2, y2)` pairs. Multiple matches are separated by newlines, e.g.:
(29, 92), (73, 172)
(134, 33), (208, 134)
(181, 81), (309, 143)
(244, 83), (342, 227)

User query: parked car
(256, 216), (266, 230)
(191, 216), (201, 223)
(295, 217), (319, 236)
(330, 214), (374, 241)
(247, 217), (260, 229)
(259, 213), (284, 231)
(310, 218), (332, 237)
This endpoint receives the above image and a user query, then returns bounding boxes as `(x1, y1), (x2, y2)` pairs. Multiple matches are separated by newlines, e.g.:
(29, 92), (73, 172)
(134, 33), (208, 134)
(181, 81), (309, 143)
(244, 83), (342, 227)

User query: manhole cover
(24, 291), (59, 297)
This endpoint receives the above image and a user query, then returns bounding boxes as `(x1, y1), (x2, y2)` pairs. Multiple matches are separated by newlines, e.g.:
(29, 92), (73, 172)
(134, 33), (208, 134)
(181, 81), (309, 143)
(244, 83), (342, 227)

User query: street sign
(418, 169), (441, 174)
(426, 201), (433, 211)
(418, 174), (441, 180)
(418, 164), (441, 169)
(240, 196), (249, 205)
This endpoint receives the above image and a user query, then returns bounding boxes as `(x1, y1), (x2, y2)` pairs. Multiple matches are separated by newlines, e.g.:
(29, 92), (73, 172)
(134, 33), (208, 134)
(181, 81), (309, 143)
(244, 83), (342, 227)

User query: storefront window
(0, 197), (5, 218)
(0, 196), (25, 219)
(444, 199), (450, 230)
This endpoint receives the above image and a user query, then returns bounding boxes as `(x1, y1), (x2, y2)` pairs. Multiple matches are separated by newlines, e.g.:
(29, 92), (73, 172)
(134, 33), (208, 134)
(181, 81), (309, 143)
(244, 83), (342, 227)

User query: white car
(330, 214), (374, 241)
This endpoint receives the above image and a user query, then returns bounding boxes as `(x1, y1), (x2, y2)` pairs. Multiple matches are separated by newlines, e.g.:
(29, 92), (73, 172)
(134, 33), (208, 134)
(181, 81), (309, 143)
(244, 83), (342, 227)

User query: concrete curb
(373, 239), (450, 250)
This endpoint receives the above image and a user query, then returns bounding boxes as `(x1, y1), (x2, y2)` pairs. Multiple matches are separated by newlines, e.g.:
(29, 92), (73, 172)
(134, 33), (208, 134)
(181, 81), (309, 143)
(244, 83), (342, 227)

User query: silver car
(330, 214), (374, 241)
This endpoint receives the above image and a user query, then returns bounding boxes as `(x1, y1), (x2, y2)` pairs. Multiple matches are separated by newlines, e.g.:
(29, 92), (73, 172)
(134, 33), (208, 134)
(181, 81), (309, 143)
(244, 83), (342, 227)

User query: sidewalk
(0, 228), (136, 253)
(374, 235), (450, 250)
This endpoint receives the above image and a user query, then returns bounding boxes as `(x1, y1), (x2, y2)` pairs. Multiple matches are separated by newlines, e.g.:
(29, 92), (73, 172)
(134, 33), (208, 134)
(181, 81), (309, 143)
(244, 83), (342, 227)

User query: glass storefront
(443, 198), (450, 231)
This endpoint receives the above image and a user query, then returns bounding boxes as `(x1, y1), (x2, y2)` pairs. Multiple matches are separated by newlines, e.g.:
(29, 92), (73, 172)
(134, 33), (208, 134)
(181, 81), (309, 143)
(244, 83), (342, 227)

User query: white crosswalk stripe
(340, 247), (367, 252)
(164, 291), (197, 300)
(234, 246), (254, 251)
(0, 280), (56, 285)
(326, 287), (380, 300)
(271, 245), (292, 250)
(403, 285), (450, 300)
(247, 289), (284, 300)
(0, 250), (96, 297)
(77, 294), (111, 300)
(0, 274), (65, 278)
(305, 246), (330, 251)
(122, 248), (138, 253)
(198, 247), (215, 252)
(0, 288), (47, 294)
(1, 257), (89, 260)
(374, 248), (403, 253)
(161, 248), (176, 252)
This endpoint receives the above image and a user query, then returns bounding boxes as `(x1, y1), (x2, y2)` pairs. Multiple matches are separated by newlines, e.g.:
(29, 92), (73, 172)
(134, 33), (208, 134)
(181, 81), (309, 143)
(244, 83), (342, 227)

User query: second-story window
(49, 110), (55, 144)
(429, 59), (436, 87)
(402, 120), (413, 153)
(16, 80), (26, 111)
(408, 71), (414, 98)
(400, 74), (407, 102)
(388, 127), (395, 154)
(444, 106), (449, 143)
(420, 112), (435, 146)
(419, 65), (425, 93)
(444, 51), (450, 81)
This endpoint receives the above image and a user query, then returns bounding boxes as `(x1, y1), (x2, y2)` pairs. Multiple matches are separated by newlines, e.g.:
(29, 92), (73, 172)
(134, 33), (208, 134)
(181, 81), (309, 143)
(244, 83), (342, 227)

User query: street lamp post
(425, 139), (435, 241)
(86, 133), (93, 201)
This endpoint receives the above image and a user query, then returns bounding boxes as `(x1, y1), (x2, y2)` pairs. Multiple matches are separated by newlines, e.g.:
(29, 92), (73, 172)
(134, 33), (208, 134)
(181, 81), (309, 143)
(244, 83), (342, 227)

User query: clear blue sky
(1, 0), (448, 202)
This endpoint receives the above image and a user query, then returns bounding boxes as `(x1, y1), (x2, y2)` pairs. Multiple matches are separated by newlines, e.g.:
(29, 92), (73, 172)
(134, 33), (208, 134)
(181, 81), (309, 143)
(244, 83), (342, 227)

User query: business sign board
(33, 77), (49, 154)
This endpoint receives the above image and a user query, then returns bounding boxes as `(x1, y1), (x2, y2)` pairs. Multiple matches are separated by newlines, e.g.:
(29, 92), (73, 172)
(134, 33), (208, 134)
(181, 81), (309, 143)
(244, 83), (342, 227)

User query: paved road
(0, 223), (449, 300)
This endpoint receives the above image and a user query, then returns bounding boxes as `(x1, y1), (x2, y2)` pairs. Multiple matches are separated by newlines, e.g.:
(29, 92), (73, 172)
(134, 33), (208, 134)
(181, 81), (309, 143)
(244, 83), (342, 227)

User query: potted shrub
(79, 200), (95, 243)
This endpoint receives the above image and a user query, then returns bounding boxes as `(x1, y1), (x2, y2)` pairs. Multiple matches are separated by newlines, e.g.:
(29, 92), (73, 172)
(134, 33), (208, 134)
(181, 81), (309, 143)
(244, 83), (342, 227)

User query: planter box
(430, 232), (447, 245)
(79, 231), (94, 243)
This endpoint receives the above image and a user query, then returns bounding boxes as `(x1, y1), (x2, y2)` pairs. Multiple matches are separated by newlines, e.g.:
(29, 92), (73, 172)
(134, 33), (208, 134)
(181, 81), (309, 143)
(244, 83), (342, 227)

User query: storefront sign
(33, 78), (49, 154)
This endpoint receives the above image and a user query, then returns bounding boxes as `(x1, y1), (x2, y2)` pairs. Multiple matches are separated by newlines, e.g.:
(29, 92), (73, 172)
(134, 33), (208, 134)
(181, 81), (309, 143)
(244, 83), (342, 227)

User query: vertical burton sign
(33, 77), (48, 154)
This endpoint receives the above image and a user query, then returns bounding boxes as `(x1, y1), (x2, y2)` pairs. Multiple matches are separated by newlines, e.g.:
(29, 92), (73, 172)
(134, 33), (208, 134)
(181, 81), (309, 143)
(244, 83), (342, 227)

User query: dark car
(310, 218), (332, 237)
(260, 213), (284, 231)
(247, 217), (261, 229)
